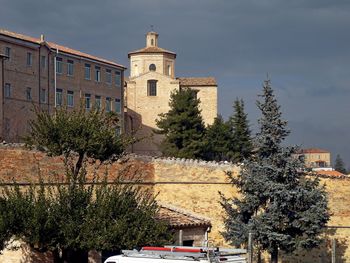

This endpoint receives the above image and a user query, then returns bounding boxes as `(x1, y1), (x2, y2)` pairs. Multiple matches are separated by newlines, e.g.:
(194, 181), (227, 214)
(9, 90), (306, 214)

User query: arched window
(147, 80), (157, 96)
(167, 65), (171, 76)
(151, 39), (154, 46)
(149, 64), (156, 71)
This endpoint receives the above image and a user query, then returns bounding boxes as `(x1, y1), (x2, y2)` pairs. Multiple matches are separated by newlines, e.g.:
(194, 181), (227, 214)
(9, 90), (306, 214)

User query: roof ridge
(159, 203), (211, 223)
(0, 28), (125, 68)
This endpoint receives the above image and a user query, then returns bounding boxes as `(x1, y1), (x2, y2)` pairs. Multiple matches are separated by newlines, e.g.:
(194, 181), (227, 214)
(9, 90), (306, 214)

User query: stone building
(125, 32), (218, 155)
(297, 148), (332, 170)
(0, 29), (126, 141)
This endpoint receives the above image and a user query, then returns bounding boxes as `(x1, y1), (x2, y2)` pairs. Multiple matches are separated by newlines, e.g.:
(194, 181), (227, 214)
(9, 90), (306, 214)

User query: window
(4, 83), (11, 98)
(85, 93), (91, 110)
(26, 87), (32, 101)
(95, 66), (101, 82)
(147, 80), (157, 96)
(95, 95), (101, 109)
(67, 60), (74, 76)
(115, 98), (121, 113)
(67, 90), (74, 107)
(56, 88), (63, 106)
(167, 65), (171, 76)
(115, 70), (121, 87)
(85, 64), (91, 80)
(40, 88), (46, 103)
(106, 69), (112, 84)
(149, 64), (156, 71)
(5, 47), (11, 60)
(27, 52), (32, 66)
(105, 97), (111, 112)
(56, 57), (63, 74)
(41, 56), (46, 69)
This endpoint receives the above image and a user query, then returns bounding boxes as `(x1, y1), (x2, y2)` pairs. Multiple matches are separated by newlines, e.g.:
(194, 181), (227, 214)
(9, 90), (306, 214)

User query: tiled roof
(0, 29), (125, 69)
(316, 170), (347, 177)
(300, 148), (330, 154)
(128, 46), (176, 58)
(157, 204), (211, 228)
(178, 77), (217, 86)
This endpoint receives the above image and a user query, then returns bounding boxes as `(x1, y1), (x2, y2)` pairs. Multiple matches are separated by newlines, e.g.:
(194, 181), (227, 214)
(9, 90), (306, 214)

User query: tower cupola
(146, 31), (159, 47)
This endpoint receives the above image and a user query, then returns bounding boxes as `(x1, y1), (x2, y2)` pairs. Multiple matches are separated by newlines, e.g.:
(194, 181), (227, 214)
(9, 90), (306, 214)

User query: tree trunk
(270, 247), (278, 263)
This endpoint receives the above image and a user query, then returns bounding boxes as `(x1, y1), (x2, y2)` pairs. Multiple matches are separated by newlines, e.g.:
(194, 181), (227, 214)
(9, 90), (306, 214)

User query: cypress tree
(155, 88), (206, 159)
(202, 115), (231, 161)
(221, 79), (329, 263)
(227, 99), (253, 163)
(334, 154), (347, 174)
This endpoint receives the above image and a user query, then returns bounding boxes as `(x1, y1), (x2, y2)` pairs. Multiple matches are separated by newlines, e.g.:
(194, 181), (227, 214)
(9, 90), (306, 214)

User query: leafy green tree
(0, 106), (172, 262)
(202, 115), (231, 161)
(227, 99), (253, 162)
(334, 154), (347, 174)
(221, 79), (329, 263)
(155, 88), (206, 159)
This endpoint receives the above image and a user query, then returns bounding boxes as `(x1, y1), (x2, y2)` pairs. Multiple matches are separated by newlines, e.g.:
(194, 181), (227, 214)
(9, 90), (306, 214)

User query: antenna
(150, 25), (154, 32)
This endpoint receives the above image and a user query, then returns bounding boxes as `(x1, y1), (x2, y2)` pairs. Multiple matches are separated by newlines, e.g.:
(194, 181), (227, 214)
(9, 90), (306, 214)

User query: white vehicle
(104, 246), (247, 263)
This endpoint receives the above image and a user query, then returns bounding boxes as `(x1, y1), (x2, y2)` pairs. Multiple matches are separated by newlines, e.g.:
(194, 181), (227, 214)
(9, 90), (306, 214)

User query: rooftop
(0, 29), (126, 69)
(178, 77), (217, 86)
(128, 46), (176, 58)
(157, 204), (211, 229)
(300, 148), (330, 154)
(316, 170), (347, 178)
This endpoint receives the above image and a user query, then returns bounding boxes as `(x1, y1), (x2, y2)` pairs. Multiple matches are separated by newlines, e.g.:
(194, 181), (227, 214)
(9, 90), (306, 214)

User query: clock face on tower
(149, 64), (156, 71)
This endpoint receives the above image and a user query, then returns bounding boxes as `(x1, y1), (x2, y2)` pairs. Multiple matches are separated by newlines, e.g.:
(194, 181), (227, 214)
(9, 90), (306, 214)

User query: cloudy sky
(1, 0), (349, 167)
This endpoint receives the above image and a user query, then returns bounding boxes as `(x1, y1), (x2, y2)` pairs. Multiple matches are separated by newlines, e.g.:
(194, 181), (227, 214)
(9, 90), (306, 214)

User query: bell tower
(146, 31), (158, 47)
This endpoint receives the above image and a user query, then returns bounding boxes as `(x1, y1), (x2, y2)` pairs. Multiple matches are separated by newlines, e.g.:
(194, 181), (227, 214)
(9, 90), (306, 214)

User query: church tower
(128, 31), (176, 78)
(126, 32), (217, 156)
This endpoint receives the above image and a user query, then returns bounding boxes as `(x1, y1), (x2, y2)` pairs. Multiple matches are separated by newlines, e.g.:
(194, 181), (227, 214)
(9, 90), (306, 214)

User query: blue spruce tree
(221, 79), (329, 263)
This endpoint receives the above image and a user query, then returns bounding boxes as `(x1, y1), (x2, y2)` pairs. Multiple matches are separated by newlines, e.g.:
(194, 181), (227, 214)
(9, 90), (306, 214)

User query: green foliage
(221, 79), (330, 263)
(155, 88), (206, 159)
(334, 154), (347, 174)
(0, 106), (172, 261)
(227, 99), (253, 163)
(0, 176), (172, 257)
(202, 115), (231, 161)
(25, 106), (125, 181)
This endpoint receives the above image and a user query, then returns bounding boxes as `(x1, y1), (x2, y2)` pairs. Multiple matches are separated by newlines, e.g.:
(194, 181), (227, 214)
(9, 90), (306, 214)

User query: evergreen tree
(221, 79), (329, 263)
(202, 115), (231, 161)
(227, 99), (253, 163)
(334, 154), (347, 174)
(155, 88), (206, 159)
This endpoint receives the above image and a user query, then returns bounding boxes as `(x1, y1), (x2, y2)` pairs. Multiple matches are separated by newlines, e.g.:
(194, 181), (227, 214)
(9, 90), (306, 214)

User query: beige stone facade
(126, 32), (218, 155)
(297, 148), (331, 169)
(0, 29), (126, 142)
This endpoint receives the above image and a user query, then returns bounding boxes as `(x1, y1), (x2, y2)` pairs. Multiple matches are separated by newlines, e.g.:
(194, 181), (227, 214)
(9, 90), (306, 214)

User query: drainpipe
(0, 54), (9, 140)
(54, 49), (58, 108)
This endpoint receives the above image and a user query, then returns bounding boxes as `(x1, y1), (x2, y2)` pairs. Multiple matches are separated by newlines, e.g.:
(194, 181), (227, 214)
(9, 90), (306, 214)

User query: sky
(1, 0), (349, 167)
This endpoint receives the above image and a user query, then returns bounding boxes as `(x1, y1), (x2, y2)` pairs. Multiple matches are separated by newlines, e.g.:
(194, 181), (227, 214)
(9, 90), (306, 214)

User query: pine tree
(221, 79), (329, 263)
(155, 88), (206, 159)
(334, 154), (347, 174)
(202, 115), (231, 161)
(227, 99), (253, 163)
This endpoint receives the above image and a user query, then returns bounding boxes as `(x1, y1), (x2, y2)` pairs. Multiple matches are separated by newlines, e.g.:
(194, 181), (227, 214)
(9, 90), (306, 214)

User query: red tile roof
(0, 29), (126, 69)
(300, 148), (330, 154)
(128, 46), (176, 58)
(316, 170), (347, 178)
(157, 204), (211, 228)
(178, 77), (217, 86)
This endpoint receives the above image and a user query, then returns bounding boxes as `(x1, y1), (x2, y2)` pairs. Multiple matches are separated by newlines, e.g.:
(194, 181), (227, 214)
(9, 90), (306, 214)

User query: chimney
(40, 34), (45, 43)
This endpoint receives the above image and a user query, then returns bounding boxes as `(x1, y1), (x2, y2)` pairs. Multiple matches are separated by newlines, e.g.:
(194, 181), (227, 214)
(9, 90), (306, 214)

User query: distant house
(296, 148), (331, 170)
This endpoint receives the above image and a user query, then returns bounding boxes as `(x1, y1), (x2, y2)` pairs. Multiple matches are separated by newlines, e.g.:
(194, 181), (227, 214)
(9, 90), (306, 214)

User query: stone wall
(1, 145), (350, 262)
